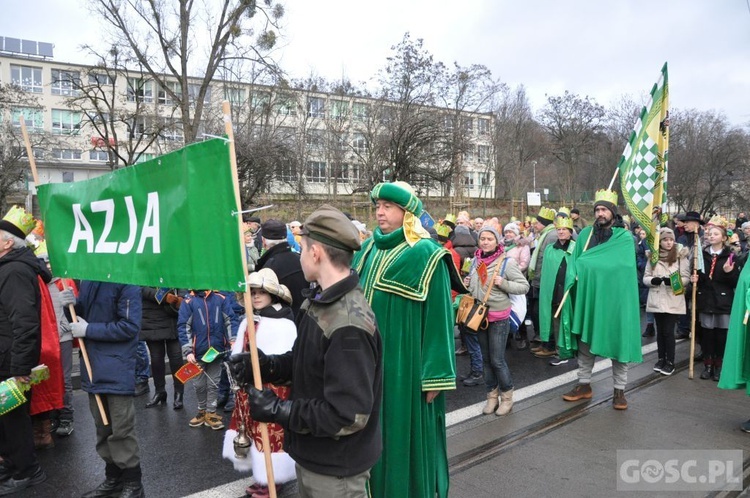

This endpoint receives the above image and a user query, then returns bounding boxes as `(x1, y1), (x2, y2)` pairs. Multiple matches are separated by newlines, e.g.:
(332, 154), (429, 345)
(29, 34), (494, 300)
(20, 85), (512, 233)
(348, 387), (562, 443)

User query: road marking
(183, 478), (255, 498)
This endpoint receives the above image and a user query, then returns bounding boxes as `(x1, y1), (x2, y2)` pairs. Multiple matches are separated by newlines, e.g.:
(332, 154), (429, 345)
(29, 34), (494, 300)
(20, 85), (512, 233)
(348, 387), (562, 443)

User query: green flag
(37, 139), (245, 290)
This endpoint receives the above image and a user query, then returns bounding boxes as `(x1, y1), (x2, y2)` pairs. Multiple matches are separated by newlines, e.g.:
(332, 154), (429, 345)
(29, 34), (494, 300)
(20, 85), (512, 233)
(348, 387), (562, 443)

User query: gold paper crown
(554, 215), (574, 230)
(510, 216), (518, 223)
(594, 189), (618, 205)
(2, 206), (35, 237)
(537, 207), (556, 221)
(557, 207), (571, 217)
(435, 224), (452, 238)
(524, 216), (533, 223)
(444, 213), (457, 225)
(706, 215), (728, 229)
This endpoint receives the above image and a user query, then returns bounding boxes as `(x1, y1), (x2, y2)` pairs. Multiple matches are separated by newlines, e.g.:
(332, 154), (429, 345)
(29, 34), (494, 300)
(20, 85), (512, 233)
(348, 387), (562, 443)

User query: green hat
(370, 181), (423, 216)
(302, 204), (361, 251)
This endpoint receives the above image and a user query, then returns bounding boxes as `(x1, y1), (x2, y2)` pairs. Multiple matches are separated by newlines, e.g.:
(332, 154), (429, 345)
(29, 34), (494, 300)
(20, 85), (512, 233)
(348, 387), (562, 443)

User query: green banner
(37, 139), (246, 291)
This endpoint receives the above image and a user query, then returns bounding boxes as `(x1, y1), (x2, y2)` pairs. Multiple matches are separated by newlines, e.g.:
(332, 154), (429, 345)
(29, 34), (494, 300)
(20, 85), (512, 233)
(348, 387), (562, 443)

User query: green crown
(594, 189), (618, 205)
(3, 206), (35, 236)
(435, 224), (452, 238)
(554, 215), (574, 230)
(537, 207), (556, 221)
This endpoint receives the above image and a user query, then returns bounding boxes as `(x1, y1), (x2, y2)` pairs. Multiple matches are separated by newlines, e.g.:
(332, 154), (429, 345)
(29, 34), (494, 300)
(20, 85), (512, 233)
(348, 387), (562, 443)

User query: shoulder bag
(456, 256), (504, 332)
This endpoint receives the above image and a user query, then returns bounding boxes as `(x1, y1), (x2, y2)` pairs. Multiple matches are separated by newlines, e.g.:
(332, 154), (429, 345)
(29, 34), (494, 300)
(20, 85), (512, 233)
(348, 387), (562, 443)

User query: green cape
(539, 239), (576, 359)
(718, 262), (750, 394)
(563, 226), (643, 363)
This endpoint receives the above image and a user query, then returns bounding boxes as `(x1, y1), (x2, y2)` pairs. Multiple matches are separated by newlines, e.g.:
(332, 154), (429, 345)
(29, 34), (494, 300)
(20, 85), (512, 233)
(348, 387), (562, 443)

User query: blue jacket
(74, 281), (142, 395)
(177, 291), (237, 359)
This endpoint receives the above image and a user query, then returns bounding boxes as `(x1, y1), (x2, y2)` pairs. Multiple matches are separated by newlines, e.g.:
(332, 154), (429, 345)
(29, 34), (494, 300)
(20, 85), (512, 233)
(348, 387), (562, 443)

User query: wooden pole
(554, 228), (593, 318)
(222, 101), (277, 498)
(688, 231), (699, 379)
(19, 117), (109, 425)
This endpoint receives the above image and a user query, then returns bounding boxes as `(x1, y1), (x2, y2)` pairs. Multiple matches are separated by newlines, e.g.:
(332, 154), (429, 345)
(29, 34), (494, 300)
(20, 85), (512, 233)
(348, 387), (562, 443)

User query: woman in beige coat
(643, 228), (690, 376)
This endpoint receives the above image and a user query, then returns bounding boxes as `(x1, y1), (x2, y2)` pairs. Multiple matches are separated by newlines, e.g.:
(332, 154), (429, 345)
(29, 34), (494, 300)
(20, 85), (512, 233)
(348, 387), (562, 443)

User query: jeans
(59, 340), (74, 420)
(460, 326), (483, 374)
(654, 313), (677, 363)
(146, 339), (184, 393)
(135, 341), (151, 384)
(477, 318), (514, 392)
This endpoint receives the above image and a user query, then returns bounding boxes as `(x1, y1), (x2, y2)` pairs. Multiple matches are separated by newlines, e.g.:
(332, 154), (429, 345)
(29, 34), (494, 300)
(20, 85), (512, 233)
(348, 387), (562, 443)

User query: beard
(595, 216), (612, 228)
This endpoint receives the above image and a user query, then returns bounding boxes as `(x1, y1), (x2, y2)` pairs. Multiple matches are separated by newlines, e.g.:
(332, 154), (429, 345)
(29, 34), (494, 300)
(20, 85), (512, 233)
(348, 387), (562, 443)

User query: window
(129, 117), (149, 139)
(251, 92), (270, 112)
(11, 108), (44, 132)
(89, 150), (110, 162)
(330, 100), (348, 120)
(89, 73), (115, 86)
(51, 109), (83, 135)
(188, 84), (211, 106)
(477, 118), (490, 136)
(477, 145), (490, 164)
(463, 147), (474, 162)
(135, 153), (155, 164)
(464, 173), (475, 190)
(52, 149), (83, 161)
(51, 69), (80, 96)
(274, 94), (297, 116)
(352, 133), (367, 153)
(276, 126), (296, 145)
(223, 87), (246, 104)
(305, 129), (325, 150)
(158, 81), (180, 105)
(279, 164), (297, 182)
(307, 97), (325, 118)
(479, 173), (491, 186)
(62, 171), (75, 183)
(444, 115), (455, 131)
(127, 77), (153, 103)
(306, 161), (326, 183)
(85, 111), (110, 125)
(349, 163), (361, 182)
(352, 102), (369, 121)
(160, 118), (184, 142)
(333, 163), (349, 181)
(463, 117), (473, 133)
(10, 65), (43, 93)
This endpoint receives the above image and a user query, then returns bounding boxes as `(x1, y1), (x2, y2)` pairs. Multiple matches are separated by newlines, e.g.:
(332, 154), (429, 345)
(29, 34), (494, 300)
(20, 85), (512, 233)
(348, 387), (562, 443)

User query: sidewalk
(447, 341), (750, 497)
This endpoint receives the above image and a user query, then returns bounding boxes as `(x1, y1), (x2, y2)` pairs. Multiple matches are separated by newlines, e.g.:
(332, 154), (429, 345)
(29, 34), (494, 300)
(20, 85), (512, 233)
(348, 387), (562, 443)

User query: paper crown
(706, 215), (728, 229)
(443, 213), (457, 226)
(537, 207), (556, 221)
(557, 207), (571, 218)
(554, 215), (574, 230)
(0, 206), (35, 240)
(524, 216), (533, 223)
(510, 216), (518, 223)
(435, 224), (452, 239)
(34, 240), (48, 258)
(594, 189), (618, 206)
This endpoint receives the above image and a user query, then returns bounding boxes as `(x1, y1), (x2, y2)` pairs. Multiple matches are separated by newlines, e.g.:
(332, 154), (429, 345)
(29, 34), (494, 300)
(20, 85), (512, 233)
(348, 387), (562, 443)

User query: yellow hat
(537, 207), (556, 222)
(557, 207), (571, 218)
(706, 215), (728, 229)
(554, 215), (574, 230)
(594, 189), (618, 206)
(443, 213), (457, 228)
(0, 206), (35, 240)
(435, 224), (452, 240)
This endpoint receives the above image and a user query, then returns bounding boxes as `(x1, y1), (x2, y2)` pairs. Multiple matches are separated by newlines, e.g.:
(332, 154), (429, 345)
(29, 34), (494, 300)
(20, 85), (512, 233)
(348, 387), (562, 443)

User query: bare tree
(91, 0), (284, 144)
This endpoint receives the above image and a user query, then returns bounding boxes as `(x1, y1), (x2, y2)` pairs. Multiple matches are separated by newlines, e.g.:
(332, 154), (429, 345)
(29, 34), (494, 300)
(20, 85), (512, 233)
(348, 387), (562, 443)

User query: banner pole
(19, 117), (109, 425)
(688, 232), (699, 379)
(222, 101), (277, 498)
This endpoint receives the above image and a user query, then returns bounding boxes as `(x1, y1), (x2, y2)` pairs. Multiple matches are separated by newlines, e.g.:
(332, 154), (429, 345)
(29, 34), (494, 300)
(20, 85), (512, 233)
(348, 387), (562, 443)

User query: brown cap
(302, 204), (361, 252)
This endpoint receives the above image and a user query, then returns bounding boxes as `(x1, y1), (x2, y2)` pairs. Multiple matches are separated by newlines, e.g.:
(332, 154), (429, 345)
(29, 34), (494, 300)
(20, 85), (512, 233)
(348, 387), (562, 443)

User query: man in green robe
(561, 190), (643, 410)
(717, 261), (750, 432)
(538, 215), (576, 365)
(353, 181), (464, 498)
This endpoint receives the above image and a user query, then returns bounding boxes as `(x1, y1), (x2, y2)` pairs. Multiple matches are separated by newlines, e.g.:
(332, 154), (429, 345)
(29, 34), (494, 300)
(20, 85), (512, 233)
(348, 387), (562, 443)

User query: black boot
(81, 478), (124, 498)
(712, 359), (722, 382)
(119, 481), (145, 498)
(642, 323), (655, 337)
(699, 359), (714, 380)
(145, 391), (167, 408)
(173, 392), (184, 411)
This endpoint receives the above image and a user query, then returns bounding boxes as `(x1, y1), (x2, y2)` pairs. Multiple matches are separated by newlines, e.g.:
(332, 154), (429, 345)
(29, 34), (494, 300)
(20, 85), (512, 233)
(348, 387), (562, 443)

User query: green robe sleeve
(420, 260), (457, 391)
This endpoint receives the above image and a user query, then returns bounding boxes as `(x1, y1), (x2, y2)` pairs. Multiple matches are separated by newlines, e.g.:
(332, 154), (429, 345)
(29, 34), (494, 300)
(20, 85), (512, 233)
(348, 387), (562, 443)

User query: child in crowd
(178, 290), (238, 430)
(223, 268), (297, 498)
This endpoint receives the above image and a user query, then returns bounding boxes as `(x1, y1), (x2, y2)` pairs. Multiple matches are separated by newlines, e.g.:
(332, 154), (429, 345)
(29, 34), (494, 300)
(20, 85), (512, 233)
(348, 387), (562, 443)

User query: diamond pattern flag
(619, 63), (669, 264)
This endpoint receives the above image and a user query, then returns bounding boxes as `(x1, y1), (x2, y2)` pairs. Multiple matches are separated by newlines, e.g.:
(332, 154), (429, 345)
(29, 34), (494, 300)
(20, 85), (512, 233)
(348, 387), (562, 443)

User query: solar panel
(21, 39), (37, 55)
(4, 37), (21, 53)
(38, 42), (53, 58)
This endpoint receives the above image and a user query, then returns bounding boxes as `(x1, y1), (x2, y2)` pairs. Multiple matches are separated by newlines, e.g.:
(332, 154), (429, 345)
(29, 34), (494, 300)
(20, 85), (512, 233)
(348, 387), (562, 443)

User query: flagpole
(19, 117), (109, 426)
(223, 101), (277, 498)
(688, 232), (699, 379)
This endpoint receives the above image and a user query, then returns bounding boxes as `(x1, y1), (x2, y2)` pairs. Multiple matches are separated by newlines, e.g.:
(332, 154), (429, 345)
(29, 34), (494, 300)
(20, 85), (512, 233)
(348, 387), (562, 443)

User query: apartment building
(0, 38), (495, 200)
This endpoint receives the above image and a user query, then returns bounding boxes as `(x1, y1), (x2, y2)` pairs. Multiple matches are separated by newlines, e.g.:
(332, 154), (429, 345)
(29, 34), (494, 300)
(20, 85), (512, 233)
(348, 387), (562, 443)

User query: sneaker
(55, 419), (74, 437)
(204, 412), (225, 430)
(189, 410), (206, 427)
(741, 419), (750, 433)
(562, 383), (593, 402)
(675, 330), (690, 340)
(549, 357), (569, 366)
(653, 358), (665, 372)
(455, 346), (468, 356)
(0, 464), (46, 496)
(659, 361), (675, 376)
(462, 372), (483, 387)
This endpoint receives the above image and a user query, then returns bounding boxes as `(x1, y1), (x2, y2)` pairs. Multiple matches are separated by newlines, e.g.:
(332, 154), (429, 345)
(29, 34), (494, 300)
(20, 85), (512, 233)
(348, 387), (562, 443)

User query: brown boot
(562, 383), (593, 402)
(496, 388), (514, 416)
(33, 419), (55, 450)
(613, 388), (628, 410)
(482, 388), (499, 414)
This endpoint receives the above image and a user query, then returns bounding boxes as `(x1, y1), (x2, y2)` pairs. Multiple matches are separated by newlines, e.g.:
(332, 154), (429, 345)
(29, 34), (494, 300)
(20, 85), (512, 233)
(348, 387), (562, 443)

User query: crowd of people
(1, 184), (750, 497)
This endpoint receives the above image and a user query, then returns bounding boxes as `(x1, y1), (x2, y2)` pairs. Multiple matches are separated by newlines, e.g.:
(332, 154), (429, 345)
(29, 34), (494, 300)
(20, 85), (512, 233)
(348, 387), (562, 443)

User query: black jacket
(696, 247), (740, 315)
(0, 247), (51, 378)
(274, 272), (383, 477)
(452, 229), (477, 261)
(139, 287), (183, 342)
(257, 242), (308, 316)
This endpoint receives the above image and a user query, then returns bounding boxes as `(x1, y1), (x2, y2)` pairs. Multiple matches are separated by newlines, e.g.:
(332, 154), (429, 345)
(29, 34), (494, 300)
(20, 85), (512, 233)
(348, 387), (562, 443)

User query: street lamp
(532, 160), (537, 192)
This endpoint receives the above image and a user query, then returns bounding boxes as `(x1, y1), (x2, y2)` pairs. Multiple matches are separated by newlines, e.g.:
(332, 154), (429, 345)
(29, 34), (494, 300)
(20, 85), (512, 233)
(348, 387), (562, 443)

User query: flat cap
(261, 219), (287, 240)
(302, 204), (361, 252)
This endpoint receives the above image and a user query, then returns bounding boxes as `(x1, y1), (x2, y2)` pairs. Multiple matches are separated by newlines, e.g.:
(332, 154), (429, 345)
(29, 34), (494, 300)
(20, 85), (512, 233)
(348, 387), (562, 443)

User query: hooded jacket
(178, 291), (238, 359)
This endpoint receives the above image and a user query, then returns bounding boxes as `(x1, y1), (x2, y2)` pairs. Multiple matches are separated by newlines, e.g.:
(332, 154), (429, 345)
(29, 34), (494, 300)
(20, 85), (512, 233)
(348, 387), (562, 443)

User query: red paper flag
(477, 261), (488, 285)
(175, 362), (203, 384)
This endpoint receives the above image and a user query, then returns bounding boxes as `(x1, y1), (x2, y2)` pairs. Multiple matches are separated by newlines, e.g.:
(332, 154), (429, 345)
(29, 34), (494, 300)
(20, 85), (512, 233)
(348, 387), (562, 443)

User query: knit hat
(479, 226), (502, 244)
(659, 227), (675, 240)
(0, 206), (35, 240)
(593, 189), (618, 216)
(503, 223), (520, 237)
(247, 268), (292, 305)
(261, 219), (287, 240)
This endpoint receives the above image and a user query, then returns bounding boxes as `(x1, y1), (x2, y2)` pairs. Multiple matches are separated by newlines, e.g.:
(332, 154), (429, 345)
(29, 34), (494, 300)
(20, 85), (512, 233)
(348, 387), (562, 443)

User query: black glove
(650, 277), (663, 286)
(662, 276), (671, 285)
(247, 387), (292, 427)
(227, 350), (268, 386)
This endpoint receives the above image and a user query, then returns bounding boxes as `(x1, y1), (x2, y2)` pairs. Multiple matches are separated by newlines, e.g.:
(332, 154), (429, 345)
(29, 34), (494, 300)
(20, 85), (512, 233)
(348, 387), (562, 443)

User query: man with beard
(560, 190), (642, 410)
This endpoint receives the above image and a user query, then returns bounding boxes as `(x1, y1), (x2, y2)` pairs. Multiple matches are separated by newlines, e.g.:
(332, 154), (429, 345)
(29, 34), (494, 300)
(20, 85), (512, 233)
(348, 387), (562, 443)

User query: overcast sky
(2, 0), (749, 125)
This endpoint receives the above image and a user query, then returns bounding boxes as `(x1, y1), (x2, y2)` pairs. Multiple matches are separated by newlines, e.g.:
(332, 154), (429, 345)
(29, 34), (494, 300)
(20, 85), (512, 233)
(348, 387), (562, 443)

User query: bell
(233, 423), (251, 459)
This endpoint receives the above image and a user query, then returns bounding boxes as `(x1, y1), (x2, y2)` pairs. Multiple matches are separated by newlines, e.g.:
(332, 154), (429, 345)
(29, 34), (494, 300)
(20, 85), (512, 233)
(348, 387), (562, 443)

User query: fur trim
(249, 444), (297, 485)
